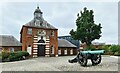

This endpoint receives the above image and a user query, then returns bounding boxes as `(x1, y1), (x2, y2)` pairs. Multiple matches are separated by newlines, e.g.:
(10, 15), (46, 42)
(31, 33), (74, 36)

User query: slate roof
(23, 6), (57, 29)
(24, 19), (57, 29)
(0, 35), (22, 46)
(58, 39), (77, 48)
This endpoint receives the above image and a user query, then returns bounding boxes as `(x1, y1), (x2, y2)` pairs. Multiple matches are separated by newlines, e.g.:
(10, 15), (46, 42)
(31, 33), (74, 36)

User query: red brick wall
(20, 26), (58, 57)
(2, 46), (22, 52)
(58, 47), (77, 56)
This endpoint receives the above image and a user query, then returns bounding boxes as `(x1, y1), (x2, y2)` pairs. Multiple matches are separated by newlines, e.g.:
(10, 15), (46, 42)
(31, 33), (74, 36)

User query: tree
(70, 7), (102, 47)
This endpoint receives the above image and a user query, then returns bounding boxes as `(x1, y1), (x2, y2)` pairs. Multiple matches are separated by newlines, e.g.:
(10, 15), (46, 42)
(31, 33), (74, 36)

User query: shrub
(9, 51), (29, 61)
(85, 45), (96, 51)
(2, 51), (10, 60)
(110, 45), (120, 53)
(101, 45), (110, 53)
(2, 51), (29, 62)
(9, 54), (20, 61)
(22, 51), (29, 57)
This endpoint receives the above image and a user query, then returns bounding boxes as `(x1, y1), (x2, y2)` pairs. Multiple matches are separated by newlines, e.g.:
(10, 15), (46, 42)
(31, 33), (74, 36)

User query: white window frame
(70, 49), (73, 55)
(58, 49), (61, 55)
(51, 46), (54, 54)
(64, 49), (67, 55)
(28, 28), (32, 34)
(10, 48), (14, 52)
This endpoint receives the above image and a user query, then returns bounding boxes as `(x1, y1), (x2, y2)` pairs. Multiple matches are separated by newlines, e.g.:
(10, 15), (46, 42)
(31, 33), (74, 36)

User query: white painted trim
(45, 52), (49, 54)
(33, 48), (38, 50)
(33, 53), (37, 54)
(34, 40), (38, 43)
(46, 45), (49, 47)
(33, 43), (46, 45)
(33, 45), (38, 48)
(46, 50), (49, 52)
(45, 48), (50, 50)
(34, 36), (38, 37)
(33, 50), (38, 52)
(45, 55), (50, 57)
(34, 38), (38, 40)
(46, 39), (50, 40)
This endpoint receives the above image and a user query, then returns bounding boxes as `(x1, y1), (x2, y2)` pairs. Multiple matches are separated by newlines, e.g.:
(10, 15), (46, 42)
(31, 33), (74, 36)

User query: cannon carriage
(68, 50), (105, 66)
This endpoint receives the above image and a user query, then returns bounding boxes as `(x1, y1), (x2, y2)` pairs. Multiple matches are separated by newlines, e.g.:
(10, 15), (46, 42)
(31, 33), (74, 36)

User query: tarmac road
(1, 55), (119, 71)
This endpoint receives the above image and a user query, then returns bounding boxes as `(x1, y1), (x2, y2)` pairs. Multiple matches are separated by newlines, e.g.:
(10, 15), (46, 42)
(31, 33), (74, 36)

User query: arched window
(27, 45), (32, 55)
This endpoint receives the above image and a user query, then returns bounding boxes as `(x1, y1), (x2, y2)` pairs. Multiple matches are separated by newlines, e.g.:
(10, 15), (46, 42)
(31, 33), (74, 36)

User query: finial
(37, 4), (39, 9)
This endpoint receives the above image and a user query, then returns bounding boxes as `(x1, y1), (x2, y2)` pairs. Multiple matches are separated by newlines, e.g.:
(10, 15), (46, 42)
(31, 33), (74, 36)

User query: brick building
(20, 6), (58, 57)
(0, 35), (22, 52)
(58, 39), (77, 56)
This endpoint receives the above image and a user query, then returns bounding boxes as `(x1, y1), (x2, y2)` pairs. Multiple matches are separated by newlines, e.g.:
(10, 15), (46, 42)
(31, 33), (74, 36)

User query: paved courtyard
(1, 55), (119, 71)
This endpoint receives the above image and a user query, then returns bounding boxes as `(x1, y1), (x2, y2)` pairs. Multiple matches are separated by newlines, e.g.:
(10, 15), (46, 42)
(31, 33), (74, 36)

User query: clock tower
(34, 6), (43, 26)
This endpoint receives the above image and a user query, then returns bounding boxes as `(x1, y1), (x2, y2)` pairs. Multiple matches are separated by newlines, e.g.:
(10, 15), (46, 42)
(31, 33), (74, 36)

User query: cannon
(68, 50), (105, 66)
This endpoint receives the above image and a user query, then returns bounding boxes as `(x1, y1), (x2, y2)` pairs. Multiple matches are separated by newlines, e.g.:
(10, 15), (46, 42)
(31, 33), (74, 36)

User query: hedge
(99, 45), (120, 56)
(2, 51), (29, 62)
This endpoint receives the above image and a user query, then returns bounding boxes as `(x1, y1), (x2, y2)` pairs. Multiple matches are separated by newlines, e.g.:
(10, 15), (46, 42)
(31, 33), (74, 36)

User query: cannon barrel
(81, 50), (105, 54)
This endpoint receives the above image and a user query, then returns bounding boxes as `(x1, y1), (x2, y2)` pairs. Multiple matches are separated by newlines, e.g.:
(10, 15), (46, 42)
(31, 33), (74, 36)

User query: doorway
(37, 36), (46, 56)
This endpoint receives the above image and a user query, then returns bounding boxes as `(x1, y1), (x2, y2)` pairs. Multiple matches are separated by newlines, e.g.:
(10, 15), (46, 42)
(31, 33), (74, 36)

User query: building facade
(0, 35), (22, 52)
(20, 6), (58, 57)
(58, 39), (77, 56)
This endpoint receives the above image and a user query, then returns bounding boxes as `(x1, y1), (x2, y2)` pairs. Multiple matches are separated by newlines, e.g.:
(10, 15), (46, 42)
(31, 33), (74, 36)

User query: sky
(0, 1), (119, 45)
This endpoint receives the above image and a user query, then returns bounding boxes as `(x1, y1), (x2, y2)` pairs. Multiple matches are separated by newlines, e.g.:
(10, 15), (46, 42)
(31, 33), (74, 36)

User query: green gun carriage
(68, 50), (105, 66)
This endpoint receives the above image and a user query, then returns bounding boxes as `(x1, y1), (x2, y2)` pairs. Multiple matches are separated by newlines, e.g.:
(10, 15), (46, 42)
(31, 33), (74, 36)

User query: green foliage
(2, 51), (29, 62)
(101, 45), (110, 53)
(9, 51), (29, 61)
(70, 7), (102, 46)
(22, 51), (29, 57)
(85, 45), (96, 51)
(110, 45), (120, 53)
(99, 45), (120, 56)
(110, 45), (120, 56)
(2, 51), (10, 60)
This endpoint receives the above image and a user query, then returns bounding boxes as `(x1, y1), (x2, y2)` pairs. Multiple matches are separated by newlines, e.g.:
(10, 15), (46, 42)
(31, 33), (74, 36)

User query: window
(27, 45), (32, 55)
(28, 28), (32, 34)
(51, 46), (54, 54)
(51, 31), (54, 36)
(64, 49), (67, 55)
(10, 48), (14, 52)
(58, 49), (61, 55)
(70, 49), (73, 55)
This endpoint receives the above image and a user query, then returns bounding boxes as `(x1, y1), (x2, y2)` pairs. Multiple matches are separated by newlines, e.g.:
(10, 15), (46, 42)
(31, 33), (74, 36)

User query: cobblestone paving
(1, 55), (119, 71)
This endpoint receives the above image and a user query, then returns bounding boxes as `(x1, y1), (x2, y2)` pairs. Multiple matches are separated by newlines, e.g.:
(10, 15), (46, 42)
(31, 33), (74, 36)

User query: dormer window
(28, 28), (32, 34)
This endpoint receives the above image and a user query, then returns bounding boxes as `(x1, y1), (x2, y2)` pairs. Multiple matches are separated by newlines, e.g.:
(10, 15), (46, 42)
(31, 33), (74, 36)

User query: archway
(37, 36), (46, 56)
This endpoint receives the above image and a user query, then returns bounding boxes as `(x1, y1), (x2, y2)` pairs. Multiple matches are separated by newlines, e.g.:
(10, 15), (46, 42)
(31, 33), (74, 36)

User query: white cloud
(0, 2), (118, 44)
